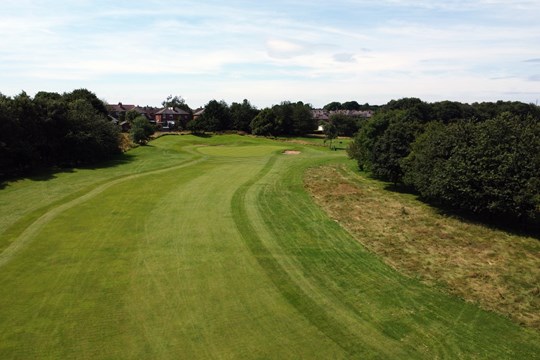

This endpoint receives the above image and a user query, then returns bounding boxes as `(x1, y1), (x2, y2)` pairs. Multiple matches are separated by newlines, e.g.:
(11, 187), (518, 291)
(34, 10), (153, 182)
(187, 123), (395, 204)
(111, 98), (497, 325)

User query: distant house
(107, 102), (195, 131)
(193, 108), (205, 120)
(312, 109), (330, 122)
(119, 120), (131, 132)
(154, 107), (191, 130)
(131, 106), (160, 124)
(107, 102), (131, 120)
(106, 103), (160, 131)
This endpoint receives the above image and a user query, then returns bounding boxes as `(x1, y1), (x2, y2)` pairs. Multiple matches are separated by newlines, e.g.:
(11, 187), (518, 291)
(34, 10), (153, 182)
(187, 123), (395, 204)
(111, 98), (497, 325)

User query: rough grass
(0, 135), (539, 359)
(304, 164), (540, 330)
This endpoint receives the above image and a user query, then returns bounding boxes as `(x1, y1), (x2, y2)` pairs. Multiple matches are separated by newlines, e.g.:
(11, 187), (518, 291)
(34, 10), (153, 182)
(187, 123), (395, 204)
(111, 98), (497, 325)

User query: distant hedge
(348, 99), (540, 223)
(0, 89), (120, 178)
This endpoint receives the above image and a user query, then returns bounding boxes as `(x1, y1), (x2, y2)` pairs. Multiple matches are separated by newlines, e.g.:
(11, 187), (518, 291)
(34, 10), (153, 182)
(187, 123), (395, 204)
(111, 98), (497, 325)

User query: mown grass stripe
(0, 157), (207, 268)
(231, 155), (386, 358)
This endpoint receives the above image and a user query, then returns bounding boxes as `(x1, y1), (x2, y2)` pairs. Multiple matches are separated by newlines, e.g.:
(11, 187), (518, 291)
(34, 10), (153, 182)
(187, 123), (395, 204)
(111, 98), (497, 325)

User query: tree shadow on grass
(191, 132), (213, 138)
(0, 152), (137, 190)
(383, 182), (540, 240)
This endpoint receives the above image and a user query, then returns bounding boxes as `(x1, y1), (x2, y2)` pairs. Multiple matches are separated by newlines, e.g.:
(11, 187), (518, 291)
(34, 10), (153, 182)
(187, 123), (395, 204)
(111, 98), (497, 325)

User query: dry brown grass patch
(304, 164), (540, 330)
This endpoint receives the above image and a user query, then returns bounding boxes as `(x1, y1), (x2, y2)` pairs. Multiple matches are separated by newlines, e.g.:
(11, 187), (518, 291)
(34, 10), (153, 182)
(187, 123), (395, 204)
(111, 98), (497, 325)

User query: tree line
(186, 99), (317, 136)
(183, 98), (376, 137)
(0, 89), (121, 179)
(323, 100), (379, 112)
(347, 98), (540, 224)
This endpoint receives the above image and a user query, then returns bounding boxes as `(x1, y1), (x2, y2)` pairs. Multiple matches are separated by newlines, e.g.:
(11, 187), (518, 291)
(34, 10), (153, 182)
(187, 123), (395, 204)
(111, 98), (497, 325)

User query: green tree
(291, 102), (315, 135)
(322, 121), (338, 150)
(385, 97), (433, 122)
(371, 117), (423, 183)
(264, 101), (315, 136)
(272, 102), (293, 135)
(0, 93), (21, 176)
(186, 118), (205, 134)
(348, 99), (434, 182)
(250, 108), (279, 136)
(162, 95), (191, 113)
(125, 109), (140, 124)
(230, 99), (259, 132)
(130, 116), (155, 145)
(403, 114), (540, 222)
(323, 101), (342, 111)
(63, 89), (108, 116)
(33, 91), (69, 164)
(199, 100), (231, 131)
(9, 92), (44, 170)
(342, 100), (361, 110)
(348, 110), (395, 171)
(329, 113), (359, 137)
(471, 101), (540, 121)
(431, 100), (474, 123)
(62, 99), (120, 165)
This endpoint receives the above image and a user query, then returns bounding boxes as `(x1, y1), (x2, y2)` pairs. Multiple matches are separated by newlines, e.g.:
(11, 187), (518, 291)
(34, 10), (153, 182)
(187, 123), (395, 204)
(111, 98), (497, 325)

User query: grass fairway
(0, 135), (539, 359)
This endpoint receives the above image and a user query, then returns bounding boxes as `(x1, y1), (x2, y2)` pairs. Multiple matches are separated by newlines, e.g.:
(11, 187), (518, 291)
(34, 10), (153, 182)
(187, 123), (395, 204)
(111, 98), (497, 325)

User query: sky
(0, 0), (539, 108)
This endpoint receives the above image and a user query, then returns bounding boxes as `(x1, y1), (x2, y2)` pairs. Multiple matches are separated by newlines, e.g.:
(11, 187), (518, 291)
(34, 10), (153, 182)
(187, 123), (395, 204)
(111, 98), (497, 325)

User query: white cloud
(266, 39), (311, 59)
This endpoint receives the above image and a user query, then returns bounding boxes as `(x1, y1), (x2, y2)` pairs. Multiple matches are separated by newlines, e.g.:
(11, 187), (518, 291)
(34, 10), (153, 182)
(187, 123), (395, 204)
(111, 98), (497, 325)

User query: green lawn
(0, 134), (538, 359)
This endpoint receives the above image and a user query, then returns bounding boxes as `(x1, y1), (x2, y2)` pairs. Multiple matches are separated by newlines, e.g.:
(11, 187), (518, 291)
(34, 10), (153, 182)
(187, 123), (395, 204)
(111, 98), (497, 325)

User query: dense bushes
(0, 89), (120, 178)
(348, 99), (540, 222)
(403, 114), (540, 221)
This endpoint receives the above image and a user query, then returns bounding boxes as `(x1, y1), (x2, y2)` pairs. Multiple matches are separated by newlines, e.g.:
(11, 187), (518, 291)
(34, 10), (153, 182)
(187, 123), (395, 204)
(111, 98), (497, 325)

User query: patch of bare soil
(304, 164), (540, 330)
(283, 150), (301, 155)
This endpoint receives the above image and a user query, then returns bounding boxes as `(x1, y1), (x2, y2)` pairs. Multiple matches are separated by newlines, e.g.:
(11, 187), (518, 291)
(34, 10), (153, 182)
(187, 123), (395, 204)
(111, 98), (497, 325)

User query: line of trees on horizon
(163, 97), (381, 137)
(185, 99), (318, 136)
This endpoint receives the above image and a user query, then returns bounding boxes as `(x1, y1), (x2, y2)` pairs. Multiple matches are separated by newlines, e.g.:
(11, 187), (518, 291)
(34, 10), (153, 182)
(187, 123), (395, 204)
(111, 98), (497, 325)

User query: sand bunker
(283, 150), (301, 155)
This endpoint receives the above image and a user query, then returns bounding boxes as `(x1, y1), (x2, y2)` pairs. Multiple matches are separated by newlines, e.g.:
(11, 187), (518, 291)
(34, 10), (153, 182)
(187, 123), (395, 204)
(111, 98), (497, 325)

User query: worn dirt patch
(283, 150), (301, 155)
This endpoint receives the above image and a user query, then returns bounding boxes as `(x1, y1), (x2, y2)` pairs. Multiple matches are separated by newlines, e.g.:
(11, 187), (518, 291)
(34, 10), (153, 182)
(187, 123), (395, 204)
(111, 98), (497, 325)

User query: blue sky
(0, 0), (539, 108)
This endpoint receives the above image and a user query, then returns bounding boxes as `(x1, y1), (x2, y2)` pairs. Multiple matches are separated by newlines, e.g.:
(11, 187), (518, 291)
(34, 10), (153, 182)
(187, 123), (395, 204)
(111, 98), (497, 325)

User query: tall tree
(61, 99), (120, 165)
(198, 100), (231, 131)
(323, 101), (342, 111)
(63, 89), (108, 116)
(322, 121), (338, 150)
(0, 93), (20, 175)
(329, 113), (360, 136)
(291, 102), (316, 135)
(230, 99), (259, 132)
(342, 101), (362, 110)
(33, 91), (69, 164)
(250, 108), (279, 136)
(371, 116), (423, 183)
(162, 95), (192, 114)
